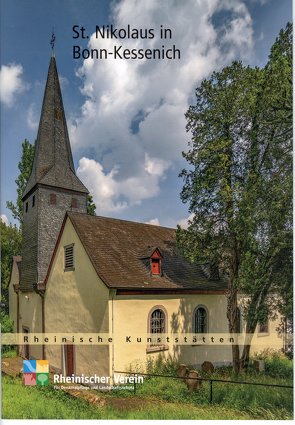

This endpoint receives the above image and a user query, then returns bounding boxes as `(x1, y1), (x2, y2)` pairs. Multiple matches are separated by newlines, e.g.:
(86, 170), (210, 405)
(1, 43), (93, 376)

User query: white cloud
(1, 214), (9, 225)
(177, 213), (195, 230)
(0, 63), (26, 107)
(145, 218), (160, 226)
(72, 0), (254, 217)
(27, 104), (39, 130)
(77, 154), (170, 214)
(59, 75), (69, 89)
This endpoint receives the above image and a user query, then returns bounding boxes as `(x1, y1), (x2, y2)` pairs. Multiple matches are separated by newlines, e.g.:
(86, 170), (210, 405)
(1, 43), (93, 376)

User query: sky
(0, 0), (292, 228)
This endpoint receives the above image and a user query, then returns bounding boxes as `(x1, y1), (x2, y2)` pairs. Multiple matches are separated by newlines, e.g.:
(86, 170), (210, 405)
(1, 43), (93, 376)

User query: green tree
(239, 23), (292, 367)
(178, 24), (292, 372)
(6, 139), (35, 224)
(0, 220), (22, 314)
(87, 194), (96, 216)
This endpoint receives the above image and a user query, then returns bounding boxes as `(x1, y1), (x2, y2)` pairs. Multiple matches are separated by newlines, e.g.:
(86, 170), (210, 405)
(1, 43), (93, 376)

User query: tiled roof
(68, 212), (227, 292)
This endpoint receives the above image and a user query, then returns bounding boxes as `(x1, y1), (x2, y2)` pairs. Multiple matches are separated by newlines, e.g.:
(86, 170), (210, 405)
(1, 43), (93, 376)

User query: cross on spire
(50, 30), (55, 53)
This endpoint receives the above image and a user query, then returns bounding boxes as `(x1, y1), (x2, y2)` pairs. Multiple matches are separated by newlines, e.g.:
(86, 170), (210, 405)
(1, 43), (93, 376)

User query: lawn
(0, 375), (264, 420)
(109, 354), (293, 420)
(2, 350), (293, 420)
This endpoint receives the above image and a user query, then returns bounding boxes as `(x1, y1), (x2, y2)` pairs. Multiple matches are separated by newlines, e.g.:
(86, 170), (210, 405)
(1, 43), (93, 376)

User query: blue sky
(0, 0), (291, 228)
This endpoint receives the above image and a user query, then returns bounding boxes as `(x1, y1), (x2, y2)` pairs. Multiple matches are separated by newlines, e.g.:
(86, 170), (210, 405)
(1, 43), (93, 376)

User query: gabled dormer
(139, 247), (163, 277)
(150, 248), (163, 276)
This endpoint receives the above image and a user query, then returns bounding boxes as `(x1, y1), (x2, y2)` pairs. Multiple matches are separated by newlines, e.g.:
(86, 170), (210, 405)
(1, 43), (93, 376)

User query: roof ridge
(67, 211), (175, 231)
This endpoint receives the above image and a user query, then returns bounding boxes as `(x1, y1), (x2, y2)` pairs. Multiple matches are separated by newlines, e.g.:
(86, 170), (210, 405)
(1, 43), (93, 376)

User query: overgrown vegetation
(2, 352), (292, 420)
(113, 354), (293, 420)
(2, 375), (255, 420)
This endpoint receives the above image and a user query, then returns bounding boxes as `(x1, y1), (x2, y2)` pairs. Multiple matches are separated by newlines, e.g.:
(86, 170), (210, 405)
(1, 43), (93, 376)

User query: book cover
(1, 0), (292, 423)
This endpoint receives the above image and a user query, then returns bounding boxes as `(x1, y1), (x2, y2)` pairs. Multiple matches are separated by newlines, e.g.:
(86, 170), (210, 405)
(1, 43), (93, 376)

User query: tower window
(49, 193), (57, 205)
(32, 195), (35, 207)
(25, 202), (28, 213)
(64, 244), (74, 271)
(71, 198), (78, 208)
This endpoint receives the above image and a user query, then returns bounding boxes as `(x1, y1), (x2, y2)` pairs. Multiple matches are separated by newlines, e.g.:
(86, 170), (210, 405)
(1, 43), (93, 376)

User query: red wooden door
(66, 344), (74, 376)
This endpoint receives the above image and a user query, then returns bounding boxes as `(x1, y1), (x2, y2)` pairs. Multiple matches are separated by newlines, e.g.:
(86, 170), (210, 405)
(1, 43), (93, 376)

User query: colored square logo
(24, 372), (36, 385)
(37, 373), (49, 386)
(36, 360), (49, 373)
(23, 360), (49, 386)
(23, 360), (36, 373)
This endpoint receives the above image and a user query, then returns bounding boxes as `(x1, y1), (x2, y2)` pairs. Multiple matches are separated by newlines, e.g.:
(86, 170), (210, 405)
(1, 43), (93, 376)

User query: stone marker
(177, 364), (189, 382)
(186, 370), (202, 392)
(253, 359), (265, 372)
(201, 361), (215, 374)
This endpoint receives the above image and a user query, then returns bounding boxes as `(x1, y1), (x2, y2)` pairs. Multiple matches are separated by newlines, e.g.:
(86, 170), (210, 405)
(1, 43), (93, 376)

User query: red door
(65, 344), (74, 376)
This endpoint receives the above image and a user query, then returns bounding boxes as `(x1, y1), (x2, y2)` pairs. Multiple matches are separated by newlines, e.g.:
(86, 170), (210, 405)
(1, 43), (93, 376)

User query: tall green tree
(177, 24), (292, 372)
(239, 23), (292, 367)
(0, 220), (22, 314)
(87, 194), (97, 216)
(6, 139), (35, 225)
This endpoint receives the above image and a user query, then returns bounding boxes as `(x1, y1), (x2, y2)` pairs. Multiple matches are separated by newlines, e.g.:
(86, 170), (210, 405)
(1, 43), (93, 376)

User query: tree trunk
(227, 274), (240, 373)
(232, 343), (240, 374)
(240, 321), (256, 371)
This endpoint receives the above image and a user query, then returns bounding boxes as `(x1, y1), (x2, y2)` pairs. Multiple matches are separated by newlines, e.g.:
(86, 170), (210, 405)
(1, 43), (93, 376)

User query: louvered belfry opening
(64, 244), (74, 271)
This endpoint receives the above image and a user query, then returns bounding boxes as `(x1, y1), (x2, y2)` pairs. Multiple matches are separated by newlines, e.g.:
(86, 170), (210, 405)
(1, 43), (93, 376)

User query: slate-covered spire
(23, 56), (88, 199)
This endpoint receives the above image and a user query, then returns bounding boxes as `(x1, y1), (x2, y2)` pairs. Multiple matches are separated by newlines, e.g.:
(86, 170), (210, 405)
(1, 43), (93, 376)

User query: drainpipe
(16, 287), (19, 356)
(34, 282), (46, 359)
(41, 294), (45, 359)
(110, 289), (116, 379)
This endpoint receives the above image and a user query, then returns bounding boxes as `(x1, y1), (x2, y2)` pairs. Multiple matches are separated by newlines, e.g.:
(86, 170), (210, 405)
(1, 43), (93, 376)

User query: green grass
(111, 375), (292, 420)
(110, 355), (293, 420)
(2, 348), (17, 358)
(2, 352), (293, 420)
(0, 375), (259, 420)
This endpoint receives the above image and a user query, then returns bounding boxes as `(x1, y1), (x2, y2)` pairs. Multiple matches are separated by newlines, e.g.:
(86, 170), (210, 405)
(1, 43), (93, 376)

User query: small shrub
(252, 349), (293, 379)
(2, 348), (17, 358)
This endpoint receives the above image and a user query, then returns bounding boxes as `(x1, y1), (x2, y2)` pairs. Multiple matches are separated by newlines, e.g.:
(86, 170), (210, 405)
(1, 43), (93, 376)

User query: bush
(253, 349), (293, 379)
(1, 312), (16, 354)
(146, 355), (180, 376)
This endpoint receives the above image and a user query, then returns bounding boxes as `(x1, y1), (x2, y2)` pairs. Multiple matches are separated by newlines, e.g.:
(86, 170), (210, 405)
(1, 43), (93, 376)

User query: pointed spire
(50, 30), (55, 57)
(23, 56), (88, 199)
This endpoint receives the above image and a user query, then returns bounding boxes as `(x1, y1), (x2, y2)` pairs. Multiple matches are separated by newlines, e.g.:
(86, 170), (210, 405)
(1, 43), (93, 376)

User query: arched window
(150, 309), (166, 334)
(193, 306), (208, 333)
(147, 306), (168, 353)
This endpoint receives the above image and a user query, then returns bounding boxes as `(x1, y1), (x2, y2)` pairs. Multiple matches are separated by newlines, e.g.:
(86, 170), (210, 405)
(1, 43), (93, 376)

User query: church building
(9, 53), (283, 377)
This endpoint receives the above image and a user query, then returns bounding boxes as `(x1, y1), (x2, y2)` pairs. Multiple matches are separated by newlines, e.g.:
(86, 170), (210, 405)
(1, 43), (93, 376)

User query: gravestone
(201, 361), (215, 374)
(253, 359), (265, 372)
(186, 370), (202, 392)
(177, 364), (189, 382)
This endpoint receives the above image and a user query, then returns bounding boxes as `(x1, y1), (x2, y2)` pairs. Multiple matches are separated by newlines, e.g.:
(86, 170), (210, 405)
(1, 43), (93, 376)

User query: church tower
(20, 54), (88, 292)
